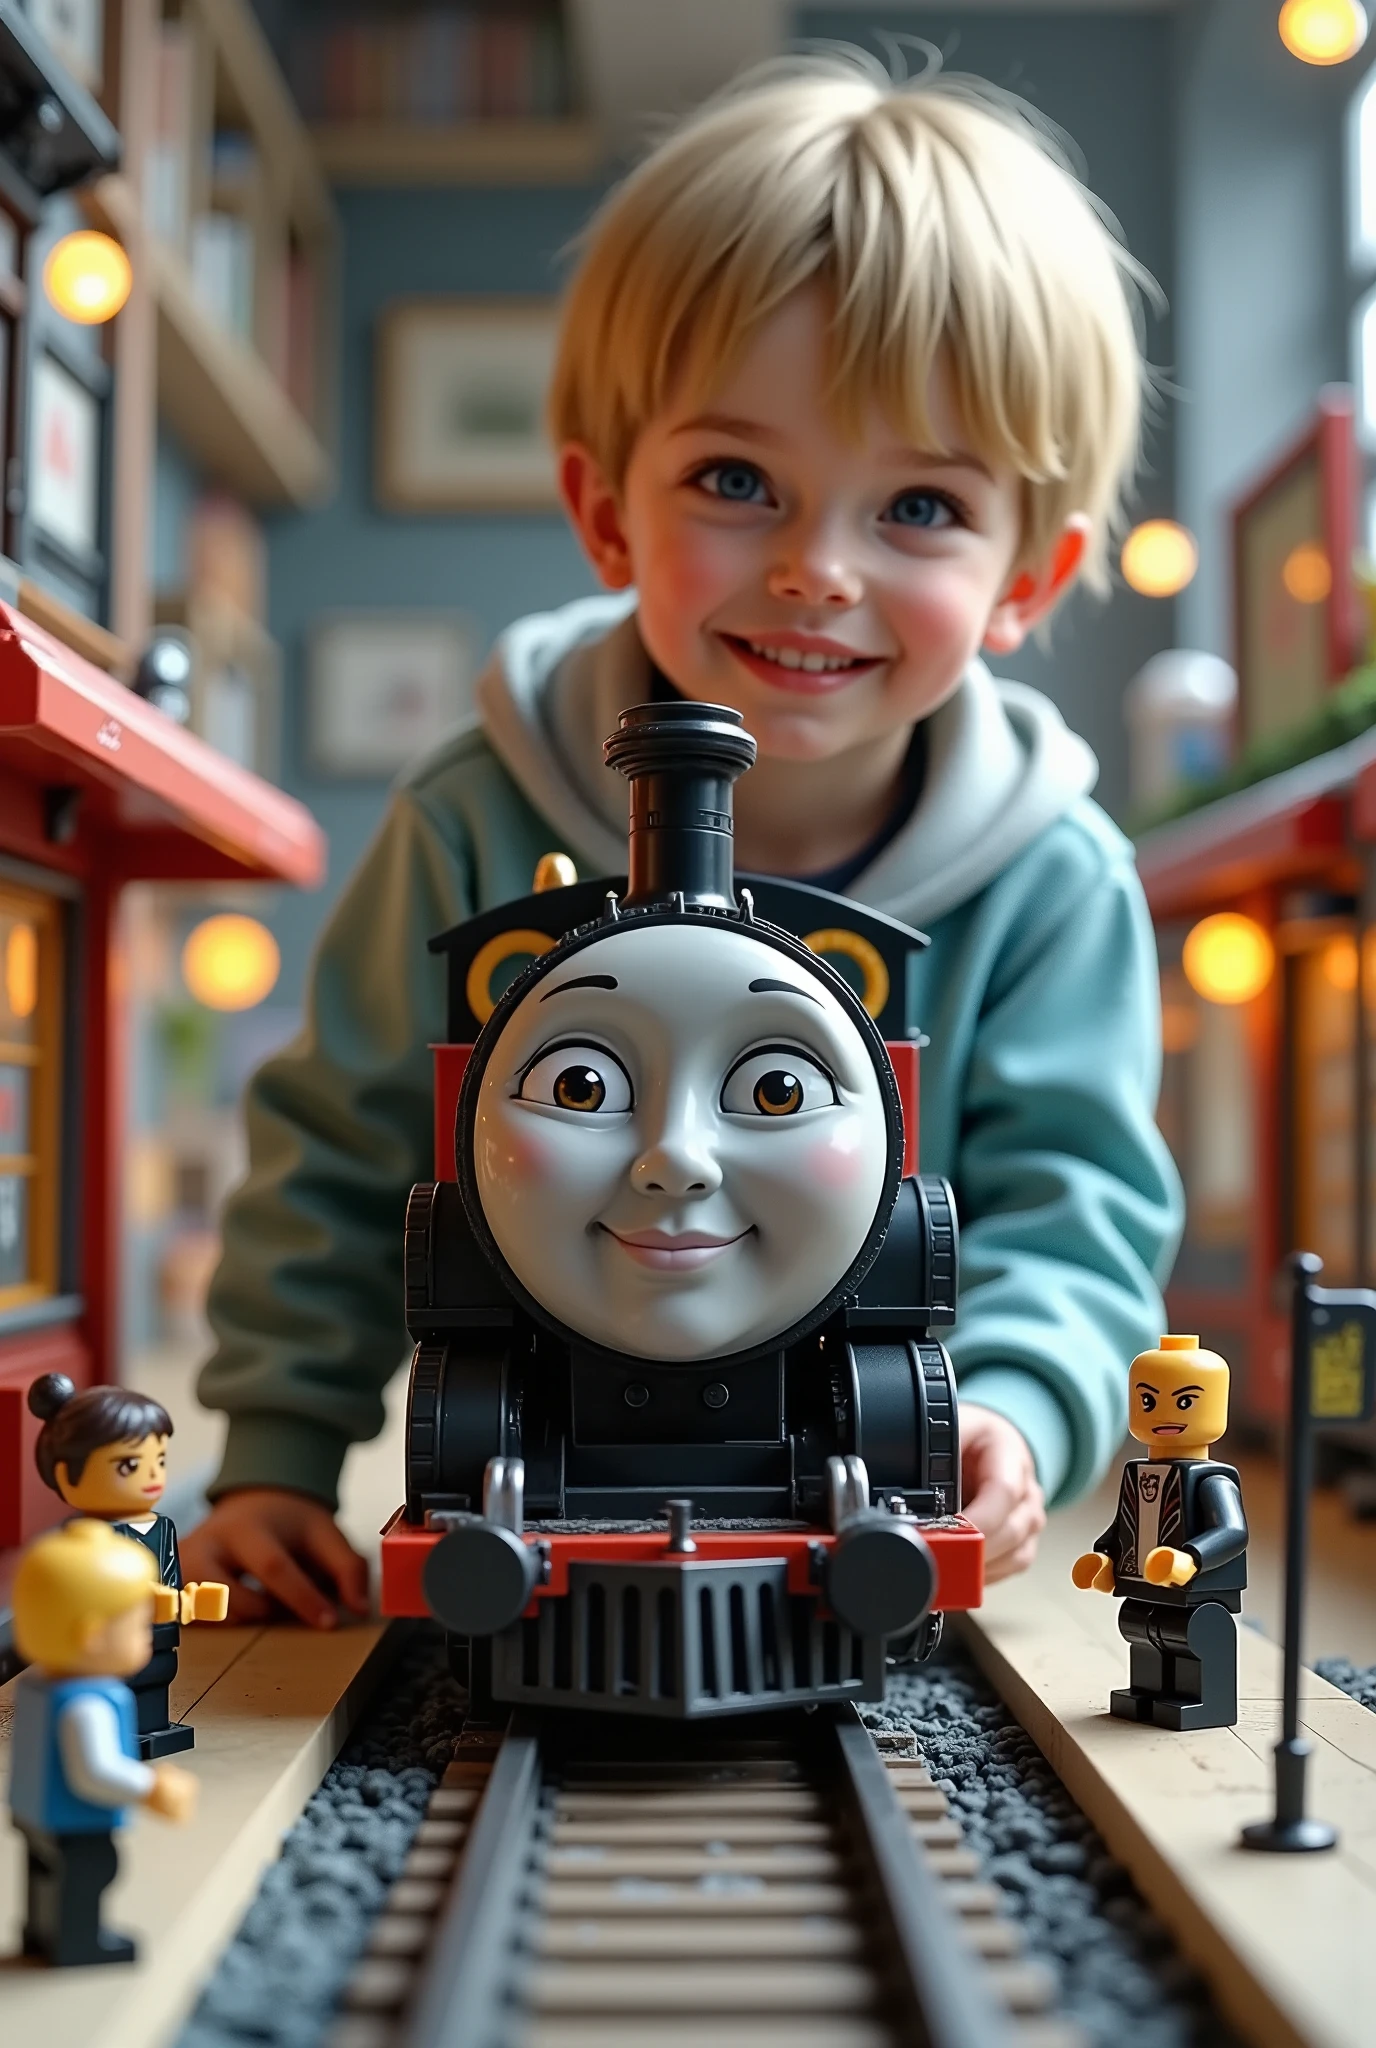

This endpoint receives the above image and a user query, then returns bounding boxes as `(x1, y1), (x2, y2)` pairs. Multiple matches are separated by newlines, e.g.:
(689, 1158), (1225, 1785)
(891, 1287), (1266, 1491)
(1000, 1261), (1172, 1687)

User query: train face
(380, 699), (984, 1717)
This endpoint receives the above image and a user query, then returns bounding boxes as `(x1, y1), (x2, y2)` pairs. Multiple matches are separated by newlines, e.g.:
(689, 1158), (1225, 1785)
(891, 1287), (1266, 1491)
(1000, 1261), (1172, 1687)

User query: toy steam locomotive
(380, 700), (983, 1717)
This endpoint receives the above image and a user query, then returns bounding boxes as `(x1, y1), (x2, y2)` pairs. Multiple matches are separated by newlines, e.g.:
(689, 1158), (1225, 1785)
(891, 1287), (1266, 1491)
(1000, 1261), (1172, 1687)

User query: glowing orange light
(1121, 520), (1199, 599)
(182, 914), (280, 1012)
(1323, 934), (1359, 991)
(1182, 913), (1275, 1005)
(1282, 541), (1332, 604)
(43, 231), (132, 324)
(5, 922), (37, 1018)
(1279, 0), (1368, 62)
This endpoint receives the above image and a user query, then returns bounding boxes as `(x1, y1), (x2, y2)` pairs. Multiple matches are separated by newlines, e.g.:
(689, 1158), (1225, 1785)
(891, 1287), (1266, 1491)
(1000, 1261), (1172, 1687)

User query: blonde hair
(14, 1518), (156, 1669)
(549, 54), (1154, 589)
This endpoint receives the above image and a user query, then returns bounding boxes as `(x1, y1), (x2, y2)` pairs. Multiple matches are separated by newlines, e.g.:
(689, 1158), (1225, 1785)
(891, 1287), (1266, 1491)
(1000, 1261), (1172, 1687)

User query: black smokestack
(603, 702), (757, 911)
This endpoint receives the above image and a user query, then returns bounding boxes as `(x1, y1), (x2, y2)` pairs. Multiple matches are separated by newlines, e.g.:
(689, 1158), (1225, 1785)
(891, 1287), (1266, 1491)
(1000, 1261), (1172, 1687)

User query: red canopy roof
(1135, 729), (1376, 921)
(0, 601), (324, 887)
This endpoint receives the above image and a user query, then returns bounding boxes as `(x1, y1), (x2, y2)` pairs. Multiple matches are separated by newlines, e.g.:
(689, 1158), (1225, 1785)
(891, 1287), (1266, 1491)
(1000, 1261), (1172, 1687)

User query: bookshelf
(289, 3), (605, 188)
(311, 117), (604, 187)
(88, 166), (330, 508)
(134, 0), (338, 507)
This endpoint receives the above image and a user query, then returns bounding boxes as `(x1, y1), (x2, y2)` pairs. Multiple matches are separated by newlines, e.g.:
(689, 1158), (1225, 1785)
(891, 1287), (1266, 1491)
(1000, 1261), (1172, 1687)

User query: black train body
(395, 700), (975, 1718)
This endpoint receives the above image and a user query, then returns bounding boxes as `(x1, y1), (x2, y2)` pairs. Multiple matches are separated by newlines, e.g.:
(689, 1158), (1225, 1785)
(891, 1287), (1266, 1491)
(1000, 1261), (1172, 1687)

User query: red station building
(0, 601), (323, 1564)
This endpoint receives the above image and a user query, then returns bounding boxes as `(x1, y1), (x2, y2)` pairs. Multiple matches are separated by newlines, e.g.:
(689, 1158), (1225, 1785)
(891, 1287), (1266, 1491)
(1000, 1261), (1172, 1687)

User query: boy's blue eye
(697, 461), (769, 504)
(886, 489), (956, 529)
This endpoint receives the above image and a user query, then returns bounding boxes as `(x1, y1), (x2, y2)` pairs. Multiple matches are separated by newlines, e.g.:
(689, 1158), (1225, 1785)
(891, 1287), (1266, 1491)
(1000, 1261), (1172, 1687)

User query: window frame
(0, 874), (65, 1314)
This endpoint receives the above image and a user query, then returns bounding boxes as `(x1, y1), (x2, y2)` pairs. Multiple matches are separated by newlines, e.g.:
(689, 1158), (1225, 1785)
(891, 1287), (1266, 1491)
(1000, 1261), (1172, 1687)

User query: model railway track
(328, 1709), (1078, 2048)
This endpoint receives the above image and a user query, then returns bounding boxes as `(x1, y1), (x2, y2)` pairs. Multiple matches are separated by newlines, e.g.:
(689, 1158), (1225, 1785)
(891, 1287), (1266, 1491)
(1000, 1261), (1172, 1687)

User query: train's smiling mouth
(603, 1226), (752, 1271)
(1151, 1423), (1186, 1434)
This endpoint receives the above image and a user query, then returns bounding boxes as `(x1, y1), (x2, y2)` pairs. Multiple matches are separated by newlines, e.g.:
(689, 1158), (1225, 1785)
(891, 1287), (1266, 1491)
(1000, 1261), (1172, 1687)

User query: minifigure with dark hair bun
(1072, 1335), (1248, 1730)
(28, 1375), (228, 1758)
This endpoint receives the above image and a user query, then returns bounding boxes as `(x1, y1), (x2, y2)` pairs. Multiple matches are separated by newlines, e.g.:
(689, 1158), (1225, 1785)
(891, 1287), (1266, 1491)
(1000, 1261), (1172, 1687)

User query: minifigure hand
(1071, 1551), (1115, 1593)
(145, 1763), (198, 1823)
(182, 1581), (230, 1623)
(1144, 1545), (1197, 1587)
(152, 1587), (180, 1624)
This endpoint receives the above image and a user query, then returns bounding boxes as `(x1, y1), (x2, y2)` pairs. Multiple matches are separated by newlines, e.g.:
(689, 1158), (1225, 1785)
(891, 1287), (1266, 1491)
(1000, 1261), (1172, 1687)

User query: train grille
(490, 1558), (885, 1717)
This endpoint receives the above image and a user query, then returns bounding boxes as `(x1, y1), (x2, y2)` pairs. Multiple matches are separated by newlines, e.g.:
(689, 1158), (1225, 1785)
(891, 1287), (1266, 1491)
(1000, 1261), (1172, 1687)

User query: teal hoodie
(201, 593), (1183, 1511)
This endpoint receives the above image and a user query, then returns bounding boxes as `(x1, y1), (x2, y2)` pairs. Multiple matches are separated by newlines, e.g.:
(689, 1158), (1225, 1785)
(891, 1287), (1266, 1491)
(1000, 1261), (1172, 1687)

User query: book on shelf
(145, 20), (194, 251)
(290, 5), (570, 126)
(189, 211), (255, 343)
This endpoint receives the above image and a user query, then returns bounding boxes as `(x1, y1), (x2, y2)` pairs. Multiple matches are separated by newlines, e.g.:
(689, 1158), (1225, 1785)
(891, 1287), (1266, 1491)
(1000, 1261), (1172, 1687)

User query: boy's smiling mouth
(721, 631), (885, 690)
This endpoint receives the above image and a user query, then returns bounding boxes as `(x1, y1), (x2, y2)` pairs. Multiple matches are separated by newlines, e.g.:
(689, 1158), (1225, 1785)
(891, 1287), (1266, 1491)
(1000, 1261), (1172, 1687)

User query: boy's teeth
(745, 640), (857, 672)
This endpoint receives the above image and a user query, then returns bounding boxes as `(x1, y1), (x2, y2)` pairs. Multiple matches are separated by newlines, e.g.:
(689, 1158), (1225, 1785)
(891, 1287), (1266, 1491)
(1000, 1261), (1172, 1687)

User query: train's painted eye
(721, 1046), (837, 1117)
(517, 1043), (632, 1114)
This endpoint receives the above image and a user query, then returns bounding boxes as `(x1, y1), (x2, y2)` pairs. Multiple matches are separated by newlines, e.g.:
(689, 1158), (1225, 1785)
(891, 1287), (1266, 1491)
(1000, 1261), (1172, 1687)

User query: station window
(0, 881), (62, 1313)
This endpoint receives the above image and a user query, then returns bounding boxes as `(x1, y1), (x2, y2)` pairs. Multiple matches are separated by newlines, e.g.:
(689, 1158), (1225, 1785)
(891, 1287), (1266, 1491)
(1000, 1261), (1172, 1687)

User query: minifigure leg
(1109, 1599), (1165, 1720)
(22, 1827), (133, 1966)
(132, 1647), (193, 1758)
(1150, 1603), (1238, 1732)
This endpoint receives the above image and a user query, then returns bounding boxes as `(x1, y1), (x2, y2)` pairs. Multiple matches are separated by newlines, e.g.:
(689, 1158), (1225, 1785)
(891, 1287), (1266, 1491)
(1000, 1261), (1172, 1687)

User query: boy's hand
(960, 1404), (1046, 1583)
(180, 1489), (371, 1629)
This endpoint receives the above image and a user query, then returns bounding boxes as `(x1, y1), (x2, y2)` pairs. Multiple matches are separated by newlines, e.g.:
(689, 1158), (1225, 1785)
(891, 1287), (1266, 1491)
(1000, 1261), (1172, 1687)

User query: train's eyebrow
(1171, 1384), (1205, 1396)
(1136, 1381), (1159, 1395)
(748, 977), (821, 1004)
(540, 974), (618, 1000)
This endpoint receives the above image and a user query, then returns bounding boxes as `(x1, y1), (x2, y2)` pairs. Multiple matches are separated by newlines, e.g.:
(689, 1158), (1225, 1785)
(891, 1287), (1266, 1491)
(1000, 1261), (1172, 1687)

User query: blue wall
(263, 9), (1180, 1005)
(263, 182), (608, 1008)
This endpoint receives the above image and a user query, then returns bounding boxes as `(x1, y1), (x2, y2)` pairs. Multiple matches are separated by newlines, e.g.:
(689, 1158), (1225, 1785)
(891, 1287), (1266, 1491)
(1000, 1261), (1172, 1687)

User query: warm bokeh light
(182, 914), (280, 1012)
(5, 922), (37, 1018)
(1282, 541), (1332, 604)
(1279, 0), (1369, 62)
(1120, 520), (1199, 598)
(42, 231), (132, 324)
(1182, 913), (1275, 1005)
(1324, 934), (1359, 991)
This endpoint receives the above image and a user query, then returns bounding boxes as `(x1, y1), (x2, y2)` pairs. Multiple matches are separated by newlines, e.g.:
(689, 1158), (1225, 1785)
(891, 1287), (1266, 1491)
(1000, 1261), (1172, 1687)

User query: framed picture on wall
(307, 612), (477, 779)
(375, 299), (560, 511)
(1232, 388), (1361, 747)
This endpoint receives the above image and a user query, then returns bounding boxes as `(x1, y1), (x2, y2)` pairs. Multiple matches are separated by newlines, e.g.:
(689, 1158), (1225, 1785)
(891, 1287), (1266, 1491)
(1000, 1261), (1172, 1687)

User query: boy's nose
(767, 538), (863, 609)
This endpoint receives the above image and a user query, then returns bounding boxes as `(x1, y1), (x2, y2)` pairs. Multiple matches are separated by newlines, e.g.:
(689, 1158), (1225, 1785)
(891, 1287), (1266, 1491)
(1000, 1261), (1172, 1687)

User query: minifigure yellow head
(13, 1518), (158, 1676)
(1128, 1335), (1230, 1457)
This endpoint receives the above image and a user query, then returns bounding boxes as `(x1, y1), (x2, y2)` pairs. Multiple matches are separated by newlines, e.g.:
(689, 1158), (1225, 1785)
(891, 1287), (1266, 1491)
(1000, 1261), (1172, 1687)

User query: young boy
(182, 59), (1182, 1626)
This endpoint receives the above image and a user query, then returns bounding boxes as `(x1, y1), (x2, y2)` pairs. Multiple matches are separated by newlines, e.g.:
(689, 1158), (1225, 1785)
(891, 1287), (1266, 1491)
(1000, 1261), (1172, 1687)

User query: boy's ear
(982, 515), (1090, 656)
(559, 443), (634, 591)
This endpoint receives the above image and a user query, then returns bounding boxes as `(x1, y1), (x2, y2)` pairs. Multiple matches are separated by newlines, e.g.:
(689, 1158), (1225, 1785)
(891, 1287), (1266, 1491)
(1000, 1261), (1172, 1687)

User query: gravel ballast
(176, 1629), (1376, 2048)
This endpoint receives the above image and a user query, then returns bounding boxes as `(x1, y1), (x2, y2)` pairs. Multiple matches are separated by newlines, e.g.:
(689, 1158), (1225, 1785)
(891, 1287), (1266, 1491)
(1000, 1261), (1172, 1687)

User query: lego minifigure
(8, 1519), (198, 1965)
(28, 1375), (229, 1758)
(1072, 1334), (1248, 1730)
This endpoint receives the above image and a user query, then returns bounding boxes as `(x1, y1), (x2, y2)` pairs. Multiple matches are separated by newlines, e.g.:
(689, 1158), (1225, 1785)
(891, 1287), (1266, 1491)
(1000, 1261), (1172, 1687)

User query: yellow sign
(1312, 1321), (1367, 1420)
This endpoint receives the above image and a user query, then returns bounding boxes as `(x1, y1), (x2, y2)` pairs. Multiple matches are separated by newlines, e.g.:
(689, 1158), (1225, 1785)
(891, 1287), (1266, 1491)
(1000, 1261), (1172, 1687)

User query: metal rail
(398, 1706), (1020, 2048)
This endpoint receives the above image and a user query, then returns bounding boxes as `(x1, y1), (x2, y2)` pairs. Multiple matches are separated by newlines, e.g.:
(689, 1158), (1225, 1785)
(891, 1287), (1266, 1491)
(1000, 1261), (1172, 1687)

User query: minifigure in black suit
(28, 1375), (228, 1759)
(1073, 1335), (1247, 1731)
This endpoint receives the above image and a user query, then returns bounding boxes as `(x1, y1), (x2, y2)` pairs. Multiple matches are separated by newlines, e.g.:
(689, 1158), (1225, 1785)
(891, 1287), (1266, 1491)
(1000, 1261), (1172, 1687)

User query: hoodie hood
(476, 592), (1098, 928)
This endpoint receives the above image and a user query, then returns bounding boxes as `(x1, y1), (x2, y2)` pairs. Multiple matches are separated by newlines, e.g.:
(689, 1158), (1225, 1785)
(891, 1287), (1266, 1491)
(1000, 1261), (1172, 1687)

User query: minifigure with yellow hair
(8, 1519), (198, 1967)
(1072, 1336), (1248, 1729)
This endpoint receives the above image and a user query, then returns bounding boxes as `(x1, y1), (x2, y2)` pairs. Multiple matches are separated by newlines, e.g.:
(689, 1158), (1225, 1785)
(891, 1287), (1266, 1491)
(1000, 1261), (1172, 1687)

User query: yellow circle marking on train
(802, 928), (890, 1020)
(466, 929), (557, 1026)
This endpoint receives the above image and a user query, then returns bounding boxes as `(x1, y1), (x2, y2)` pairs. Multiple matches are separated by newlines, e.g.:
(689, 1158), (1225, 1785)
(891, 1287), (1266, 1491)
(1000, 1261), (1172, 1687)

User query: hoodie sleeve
(948, 835), (1184, 1508)
(198, 787), (472, 1509)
